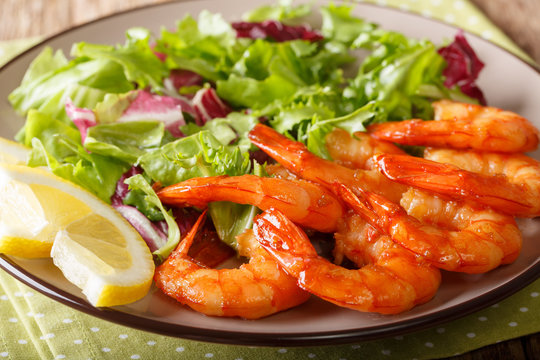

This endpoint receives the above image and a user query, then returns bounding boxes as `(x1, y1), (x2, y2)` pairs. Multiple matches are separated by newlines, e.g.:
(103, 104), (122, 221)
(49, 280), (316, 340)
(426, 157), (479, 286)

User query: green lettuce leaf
(181, 111), (259, 151)
(137, 130), (251, 186)
(155, 11), (242, 81)
(242, 0), (312, 24)
(71, 27), (168, 91)
(306, 102), (378, 159)
(320, 3), (376, 45)
(84, 121), (165, 164)
(9, 55), (127, 124)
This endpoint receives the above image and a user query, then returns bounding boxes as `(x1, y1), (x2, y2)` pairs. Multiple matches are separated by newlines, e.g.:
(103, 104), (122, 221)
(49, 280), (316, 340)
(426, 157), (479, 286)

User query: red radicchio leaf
(231, 20), (324, 42)
(438, 30), (486, 105)
(192, 87), (232, 125)
(110, 166), (143, 206)
(169, 69), (204, 91)
(119, 90), (187, 137)
(65, 99), (97, 144)
(114, 204), (168, 252)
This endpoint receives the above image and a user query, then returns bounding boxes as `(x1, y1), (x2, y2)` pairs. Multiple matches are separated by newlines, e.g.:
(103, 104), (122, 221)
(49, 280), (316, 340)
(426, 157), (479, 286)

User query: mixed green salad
(8, 1), (484, 263)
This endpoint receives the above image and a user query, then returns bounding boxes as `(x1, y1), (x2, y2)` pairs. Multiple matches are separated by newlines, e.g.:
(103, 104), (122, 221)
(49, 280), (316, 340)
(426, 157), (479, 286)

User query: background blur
(0, 0), (539, 63)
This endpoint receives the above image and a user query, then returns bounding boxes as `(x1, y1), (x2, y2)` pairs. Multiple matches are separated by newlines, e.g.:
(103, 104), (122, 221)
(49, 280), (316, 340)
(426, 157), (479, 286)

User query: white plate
(0, 0), (539, 346)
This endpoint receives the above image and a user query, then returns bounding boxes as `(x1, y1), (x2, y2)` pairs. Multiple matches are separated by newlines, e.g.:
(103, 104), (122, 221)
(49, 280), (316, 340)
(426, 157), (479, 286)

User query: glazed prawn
(253, 208), (441, 314)
(336, 184), (522, 273)
(374, 152), (540, 217)
(157, 174), (345, 233)
(249, 124), (522, 272)
(154, 210), (310, 319)
(369, 100), (539, 153)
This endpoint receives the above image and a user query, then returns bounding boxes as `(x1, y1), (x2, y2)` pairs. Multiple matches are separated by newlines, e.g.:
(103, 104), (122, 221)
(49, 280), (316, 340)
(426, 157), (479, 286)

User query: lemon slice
(0, 163), (154, 307)
(0, 137), (30, 165)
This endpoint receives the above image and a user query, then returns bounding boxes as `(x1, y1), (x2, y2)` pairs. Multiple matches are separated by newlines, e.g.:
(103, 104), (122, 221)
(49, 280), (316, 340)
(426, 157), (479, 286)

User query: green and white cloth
(0, 0), (538, 359)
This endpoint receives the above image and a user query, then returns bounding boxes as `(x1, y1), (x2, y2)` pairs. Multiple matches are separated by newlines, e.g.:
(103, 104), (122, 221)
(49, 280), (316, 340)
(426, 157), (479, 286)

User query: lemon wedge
(0, 163), (154, 307)
(0, 137), (30, 165)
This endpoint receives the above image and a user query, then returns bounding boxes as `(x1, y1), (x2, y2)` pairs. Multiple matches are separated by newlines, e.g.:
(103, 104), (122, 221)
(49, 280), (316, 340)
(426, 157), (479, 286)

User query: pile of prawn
(153, 100), (540, 319)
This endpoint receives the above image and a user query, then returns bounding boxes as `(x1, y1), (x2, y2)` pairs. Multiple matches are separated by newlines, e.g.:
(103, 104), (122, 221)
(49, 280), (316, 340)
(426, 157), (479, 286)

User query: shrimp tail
(333, 183), (403, 235)
(373, 153), (534, 216)
(253, 208), (318, 278)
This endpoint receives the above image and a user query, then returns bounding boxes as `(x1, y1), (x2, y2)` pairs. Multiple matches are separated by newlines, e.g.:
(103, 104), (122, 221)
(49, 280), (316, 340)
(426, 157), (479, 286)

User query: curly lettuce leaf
(320, 3), (376, 45)
(305, 102), (378, 159)
(345, 28), (474, 122)
(155, 11), (242, 81)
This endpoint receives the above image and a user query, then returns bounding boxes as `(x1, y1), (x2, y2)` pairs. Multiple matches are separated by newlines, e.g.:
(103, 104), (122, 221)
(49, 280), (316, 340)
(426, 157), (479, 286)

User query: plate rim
(0, 0), (539, 347)
(2, 253), (539, 346)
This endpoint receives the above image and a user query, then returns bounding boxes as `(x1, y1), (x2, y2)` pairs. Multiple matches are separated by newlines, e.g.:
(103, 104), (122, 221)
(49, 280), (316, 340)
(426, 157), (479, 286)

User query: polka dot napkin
(0, 0), (539, 359)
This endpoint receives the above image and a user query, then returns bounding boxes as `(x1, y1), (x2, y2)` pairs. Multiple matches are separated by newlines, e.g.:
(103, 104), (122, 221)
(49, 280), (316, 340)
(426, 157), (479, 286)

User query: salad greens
(8, 1), (482, 262)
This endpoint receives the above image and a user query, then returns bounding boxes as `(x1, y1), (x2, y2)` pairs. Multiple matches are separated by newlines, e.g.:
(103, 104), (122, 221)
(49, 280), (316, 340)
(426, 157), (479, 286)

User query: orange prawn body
(157, 174), (345, 233)
(369, 100), (540, 153)
(154, 211), (310, 319)
(249, 122), (523, 273)
(336, 184), (521, 274)
(254, 208), (440, 315)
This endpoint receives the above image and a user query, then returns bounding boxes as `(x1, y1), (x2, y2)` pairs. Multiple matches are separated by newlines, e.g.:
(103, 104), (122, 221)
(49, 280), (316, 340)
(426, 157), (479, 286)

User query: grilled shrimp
(154, 210), (310, 319)
(336, 184), (522, 273)
(369, 100), (539, 153)
(248, 124), (407, 203)
(374, 152), (540, 217)
(253, 208), (440, 314)
(157, 174), (345, 233)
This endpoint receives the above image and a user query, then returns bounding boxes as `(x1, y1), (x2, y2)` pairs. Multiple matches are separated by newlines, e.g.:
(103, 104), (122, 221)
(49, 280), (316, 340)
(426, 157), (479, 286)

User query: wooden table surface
(0, 0), (539, 359)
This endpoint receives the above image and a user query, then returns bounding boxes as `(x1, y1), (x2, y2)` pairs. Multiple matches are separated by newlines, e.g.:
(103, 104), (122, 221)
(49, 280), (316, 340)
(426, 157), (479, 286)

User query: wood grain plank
(471, 0), (540, 63)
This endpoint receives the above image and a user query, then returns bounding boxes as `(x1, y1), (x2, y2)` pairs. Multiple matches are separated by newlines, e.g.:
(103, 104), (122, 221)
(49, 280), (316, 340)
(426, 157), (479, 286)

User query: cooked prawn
(368, 100), (539, 153)
(325, 126), (523, 267)
(154, 210), (310, 319)
(253, 208), (440, 314)
(248, 124), (407, 203)
(156, 174), (345, 233)
(335, 183), (522, 273)
(374, 152), (540, 217)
